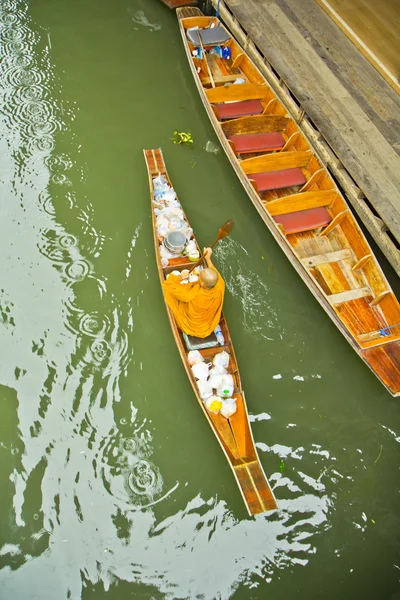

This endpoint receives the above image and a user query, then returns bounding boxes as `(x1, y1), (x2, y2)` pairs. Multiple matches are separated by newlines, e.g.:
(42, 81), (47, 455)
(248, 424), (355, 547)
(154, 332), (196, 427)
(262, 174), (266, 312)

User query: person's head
(199, 268), (218, 290)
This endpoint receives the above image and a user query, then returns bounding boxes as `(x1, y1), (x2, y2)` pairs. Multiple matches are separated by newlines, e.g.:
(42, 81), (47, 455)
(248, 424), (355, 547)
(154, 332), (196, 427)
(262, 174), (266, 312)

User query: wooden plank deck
(316, 0), (400, 94)
(211, 0), (400, 276)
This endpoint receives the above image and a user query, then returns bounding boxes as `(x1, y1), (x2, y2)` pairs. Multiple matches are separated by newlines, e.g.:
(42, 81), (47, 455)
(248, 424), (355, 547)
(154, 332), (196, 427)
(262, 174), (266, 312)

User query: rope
(378, 322), (400, 336)
(216, 0), (221, 18)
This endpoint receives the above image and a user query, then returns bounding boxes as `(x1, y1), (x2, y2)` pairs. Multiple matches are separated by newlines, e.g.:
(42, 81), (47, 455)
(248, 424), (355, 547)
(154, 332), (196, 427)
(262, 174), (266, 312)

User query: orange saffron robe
(162, 271), (225, 338)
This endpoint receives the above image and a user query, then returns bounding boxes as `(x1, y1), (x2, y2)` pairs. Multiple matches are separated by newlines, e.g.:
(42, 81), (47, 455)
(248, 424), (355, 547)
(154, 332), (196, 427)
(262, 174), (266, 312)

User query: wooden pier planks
(316, 0), (400, 95)
(214, 0), (400, 274)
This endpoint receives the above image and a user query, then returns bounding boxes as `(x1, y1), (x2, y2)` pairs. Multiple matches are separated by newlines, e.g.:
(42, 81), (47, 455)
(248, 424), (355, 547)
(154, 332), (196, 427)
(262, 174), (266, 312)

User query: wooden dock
(316, 0), (400, 95)
(210, 0), (400, 278)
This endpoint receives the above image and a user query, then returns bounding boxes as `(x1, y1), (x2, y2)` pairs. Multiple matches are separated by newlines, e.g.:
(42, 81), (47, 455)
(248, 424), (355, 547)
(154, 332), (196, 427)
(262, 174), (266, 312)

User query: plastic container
(214, 325), (225, 346)
(164, 231), (186, 254)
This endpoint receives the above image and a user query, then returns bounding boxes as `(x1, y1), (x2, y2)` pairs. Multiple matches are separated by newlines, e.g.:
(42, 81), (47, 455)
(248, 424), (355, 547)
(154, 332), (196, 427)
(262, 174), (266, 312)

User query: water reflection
(0, 1), (398, 599)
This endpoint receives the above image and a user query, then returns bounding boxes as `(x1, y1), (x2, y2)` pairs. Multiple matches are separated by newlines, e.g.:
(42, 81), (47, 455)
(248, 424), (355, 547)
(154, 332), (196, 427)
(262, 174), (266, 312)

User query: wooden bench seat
(273, 206), (332, 234)
(215, 100), (264, 120)
(228, 131), (285, 154)
(248, 167), (306, 192)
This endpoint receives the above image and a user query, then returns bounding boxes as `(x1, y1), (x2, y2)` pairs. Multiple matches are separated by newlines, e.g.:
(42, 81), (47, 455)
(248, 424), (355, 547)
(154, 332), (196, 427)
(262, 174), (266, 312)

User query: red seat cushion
(229, 132), (285, 154)
(248, 168), (306, 192)
(216, 99), (264, 120)
(273, 207), (332, 234)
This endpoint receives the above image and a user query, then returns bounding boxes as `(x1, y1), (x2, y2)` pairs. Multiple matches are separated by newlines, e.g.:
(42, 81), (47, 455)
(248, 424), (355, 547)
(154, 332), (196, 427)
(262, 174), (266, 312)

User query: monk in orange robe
(162, 247), (225, 338)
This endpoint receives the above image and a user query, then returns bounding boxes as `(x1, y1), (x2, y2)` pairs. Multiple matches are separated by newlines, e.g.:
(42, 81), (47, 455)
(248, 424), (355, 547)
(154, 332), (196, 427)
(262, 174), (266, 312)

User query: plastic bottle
(214, 325), (225, 346)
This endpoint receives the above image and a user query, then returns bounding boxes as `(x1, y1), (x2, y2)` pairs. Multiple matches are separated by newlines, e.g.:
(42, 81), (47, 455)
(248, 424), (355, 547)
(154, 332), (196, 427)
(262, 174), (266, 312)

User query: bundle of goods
(188, 349), (237, 418)
(166, 265), (204, 285)
(153, 175), (200, 267)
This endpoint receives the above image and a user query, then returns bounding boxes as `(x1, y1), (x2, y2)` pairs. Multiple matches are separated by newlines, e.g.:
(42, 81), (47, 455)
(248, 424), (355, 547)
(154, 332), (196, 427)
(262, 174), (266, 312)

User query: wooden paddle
(188, 219), (235, 275)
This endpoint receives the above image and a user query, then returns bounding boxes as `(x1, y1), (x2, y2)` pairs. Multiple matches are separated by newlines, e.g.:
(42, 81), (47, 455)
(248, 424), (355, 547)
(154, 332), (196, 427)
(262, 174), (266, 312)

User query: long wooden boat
(144, 147), (278, 515)
(176, 7), (400, 397)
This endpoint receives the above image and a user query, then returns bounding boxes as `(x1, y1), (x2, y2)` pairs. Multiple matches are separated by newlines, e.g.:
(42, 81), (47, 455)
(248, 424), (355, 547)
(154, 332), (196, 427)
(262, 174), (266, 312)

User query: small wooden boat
(144, 147), (278, 515)
(176, 7), (400, 396)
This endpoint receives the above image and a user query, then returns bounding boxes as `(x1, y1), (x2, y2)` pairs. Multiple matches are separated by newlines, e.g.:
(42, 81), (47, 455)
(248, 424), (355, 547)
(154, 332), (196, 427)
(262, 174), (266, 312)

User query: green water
(0, 1), (399, 598)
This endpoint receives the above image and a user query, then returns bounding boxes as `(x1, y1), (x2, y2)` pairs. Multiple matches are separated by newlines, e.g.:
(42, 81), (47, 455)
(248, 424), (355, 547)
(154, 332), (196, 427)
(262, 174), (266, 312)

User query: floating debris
(205, 140), (220, 154)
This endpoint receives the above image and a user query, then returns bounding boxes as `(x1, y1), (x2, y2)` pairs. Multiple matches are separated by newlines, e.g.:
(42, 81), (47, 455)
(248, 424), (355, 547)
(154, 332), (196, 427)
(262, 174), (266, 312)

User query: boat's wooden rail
(144, 147), (278, 513)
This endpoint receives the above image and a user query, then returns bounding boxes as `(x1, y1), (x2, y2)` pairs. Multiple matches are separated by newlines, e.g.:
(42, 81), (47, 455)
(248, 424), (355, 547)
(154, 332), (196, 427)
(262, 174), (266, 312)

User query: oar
(188, 219), (235, 274)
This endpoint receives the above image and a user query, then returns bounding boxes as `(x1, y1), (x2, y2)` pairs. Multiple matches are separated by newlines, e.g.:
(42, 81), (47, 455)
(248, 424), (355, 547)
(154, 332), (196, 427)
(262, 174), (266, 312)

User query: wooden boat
(176, 7), (400, 397)
(144, 147), (278, 515)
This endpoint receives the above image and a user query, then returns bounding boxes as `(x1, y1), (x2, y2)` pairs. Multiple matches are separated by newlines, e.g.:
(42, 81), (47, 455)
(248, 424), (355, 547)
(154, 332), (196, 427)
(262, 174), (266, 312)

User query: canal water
(0, 1), (399, 599)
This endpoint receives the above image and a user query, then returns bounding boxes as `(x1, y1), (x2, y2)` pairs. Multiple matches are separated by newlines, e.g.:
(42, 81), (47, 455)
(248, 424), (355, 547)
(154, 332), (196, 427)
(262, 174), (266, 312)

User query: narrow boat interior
(180, 15), (400, 354)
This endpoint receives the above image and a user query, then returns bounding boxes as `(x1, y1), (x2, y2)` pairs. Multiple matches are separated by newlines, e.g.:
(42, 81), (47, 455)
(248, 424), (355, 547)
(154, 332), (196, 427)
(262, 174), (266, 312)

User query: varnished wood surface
(176, 9), (400, 395)
(160, 0), (197, 9)
(221, 0), (400, 247)
(144, 148), (278, 514)
(316, 0), (400, 93)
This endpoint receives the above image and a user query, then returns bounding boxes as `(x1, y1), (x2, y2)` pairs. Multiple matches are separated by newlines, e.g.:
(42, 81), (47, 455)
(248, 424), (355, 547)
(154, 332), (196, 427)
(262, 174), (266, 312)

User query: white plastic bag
(197, 380), (213, 400)
(213, 351), (230, 370)
(161, 189), (177, 203)
(191, 361), (210, 380)
(208, 371), (224, 390)
(204, 395), (223, 414)
(187, 350), (203, 366)
(220, 398), (237, 418)
(153, 175), (170, 192)
(209, 364), (226, 377)
(216, 374), (234, 398)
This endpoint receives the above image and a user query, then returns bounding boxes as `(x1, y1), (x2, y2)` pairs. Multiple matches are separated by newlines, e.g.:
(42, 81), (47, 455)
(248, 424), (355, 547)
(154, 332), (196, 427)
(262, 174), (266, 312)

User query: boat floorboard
(362, 343), (400, 396)
(235, 461), (277, 514)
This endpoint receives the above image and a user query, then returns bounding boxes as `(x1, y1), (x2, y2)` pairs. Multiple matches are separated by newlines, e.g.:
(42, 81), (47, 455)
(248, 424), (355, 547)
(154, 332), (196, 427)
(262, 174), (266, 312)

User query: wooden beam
(202, 73), (244, 85)
(302, 248), (352, 268)
(221, 114), (289, 136)
(328, 286), (371, 304)
(300, 168), (325, 192)
(352, 254), (372, 271)
(318, 210), (349, 236)
(369, 290), (391, 307)
(266, 189), (337, 216)
(240, 149), (312, 175)
(232, 52), (245, 69)
(263, 98), (280, 114)
(281, 131), (300, 151)
(206, 83), (267, 103)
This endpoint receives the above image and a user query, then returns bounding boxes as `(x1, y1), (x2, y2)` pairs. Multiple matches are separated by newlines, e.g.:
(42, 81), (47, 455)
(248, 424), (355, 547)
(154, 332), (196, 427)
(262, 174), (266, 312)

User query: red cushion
(229, 132), (285, 153)
(248, 168), (306, 192)
(216, 100), (264, 120)
(273, 207), (332, 234)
